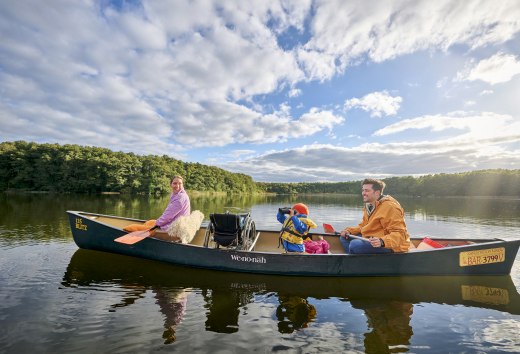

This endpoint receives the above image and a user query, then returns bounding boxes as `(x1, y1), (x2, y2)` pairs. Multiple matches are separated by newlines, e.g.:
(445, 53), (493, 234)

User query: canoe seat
(204, 212), (256, 250)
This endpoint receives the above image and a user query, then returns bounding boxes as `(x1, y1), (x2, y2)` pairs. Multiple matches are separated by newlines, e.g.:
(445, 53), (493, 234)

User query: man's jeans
(340, 235), (393, 254)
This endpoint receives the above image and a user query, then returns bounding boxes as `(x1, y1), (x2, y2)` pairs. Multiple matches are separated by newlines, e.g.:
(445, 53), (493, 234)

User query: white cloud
(458, 53), (520, 85)
(223, 110), (520, 181)
(296, 48), (338, 81)
(114, 10), (168, 51)
(301, 0), (520, 75)
(373, 111), (515, 138)
(224, 136), (520, 182)
(288, 88), (301, 97)
(292, 108), (344, 136)
(345, 91), (402, 117)
(167, 102), (343, 147)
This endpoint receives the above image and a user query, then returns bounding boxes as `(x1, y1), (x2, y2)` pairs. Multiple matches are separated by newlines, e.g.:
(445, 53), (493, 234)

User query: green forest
(258, 170), (520, 197)
(1, 141), (518, 197)
(0, 141), (258, 194)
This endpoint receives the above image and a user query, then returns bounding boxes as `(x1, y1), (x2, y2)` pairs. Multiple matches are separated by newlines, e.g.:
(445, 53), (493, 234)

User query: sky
(1, 0), (519, 182)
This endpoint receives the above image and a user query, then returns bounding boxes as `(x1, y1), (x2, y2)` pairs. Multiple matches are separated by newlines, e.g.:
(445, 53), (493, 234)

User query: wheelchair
(203, 211), (257, 250)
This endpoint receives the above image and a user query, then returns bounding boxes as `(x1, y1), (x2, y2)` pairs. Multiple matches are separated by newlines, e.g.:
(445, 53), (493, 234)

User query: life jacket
(279, 215), (317, 245)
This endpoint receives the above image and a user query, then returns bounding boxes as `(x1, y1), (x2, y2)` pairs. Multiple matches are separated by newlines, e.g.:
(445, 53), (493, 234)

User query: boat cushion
(123, 219), (156, 232)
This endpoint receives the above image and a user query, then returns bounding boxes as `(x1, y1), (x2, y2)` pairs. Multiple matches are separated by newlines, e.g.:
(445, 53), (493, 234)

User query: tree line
(259, 170), (520, 197)
(1, 141), (518, 197)
(0, 141), (258, 194)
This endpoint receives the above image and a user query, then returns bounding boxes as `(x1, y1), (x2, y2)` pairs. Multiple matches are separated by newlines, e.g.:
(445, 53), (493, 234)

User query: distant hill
(1, 141), (518, 197)
(0, 141), (258, 194)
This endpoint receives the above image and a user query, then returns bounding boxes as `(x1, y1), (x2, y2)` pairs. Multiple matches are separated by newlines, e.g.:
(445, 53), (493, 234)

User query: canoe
(66, 210), (520, 277)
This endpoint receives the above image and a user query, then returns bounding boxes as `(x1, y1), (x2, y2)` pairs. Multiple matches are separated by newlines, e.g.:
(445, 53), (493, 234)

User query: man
(340, 178), (410, 254)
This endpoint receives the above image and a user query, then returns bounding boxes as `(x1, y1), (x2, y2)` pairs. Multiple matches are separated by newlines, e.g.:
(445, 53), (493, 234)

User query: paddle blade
(323, 223), (335, 234)
(114, 230), (151, 245)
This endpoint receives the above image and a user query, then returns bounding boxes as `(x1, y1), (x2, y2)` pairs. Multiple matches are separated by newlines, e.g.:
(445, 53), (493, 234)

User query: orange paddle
(323, 223), (336, 234)
(114, 225), (159, 245)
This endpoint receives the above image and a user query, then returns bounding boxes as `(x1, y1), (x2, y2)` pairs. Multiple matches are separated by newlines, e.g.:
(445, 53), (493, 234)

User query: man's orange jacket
(343, 195), (410, 252)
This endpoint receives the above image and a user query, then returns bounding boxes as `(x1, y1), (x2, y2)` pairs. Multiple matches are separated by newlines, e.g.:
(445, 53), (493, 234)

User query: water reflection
(155, 288), (188, 344)
(398, 196), (520, 224)
(351, 299), (413, 353)
(62, 249), (520, 347)
(83, 278), (189, 344)
(202, 287), (254, 334)
(276, 294), (317, 333)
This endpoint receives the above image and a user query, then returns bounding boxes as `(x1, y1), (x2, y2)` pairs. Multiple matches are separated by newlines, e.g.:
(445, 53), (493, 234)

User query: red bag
(304, 239), (330, 254)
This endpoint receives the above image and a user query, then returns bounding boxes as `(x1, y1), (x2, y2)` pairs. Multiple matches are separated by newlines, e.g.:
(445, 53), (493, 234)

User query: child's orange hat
(292, 203), (309, 215)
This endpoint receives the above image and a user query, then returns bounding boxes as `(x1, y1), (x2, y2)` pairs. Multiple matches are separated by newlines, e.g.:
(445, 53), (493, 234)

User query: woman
(154, 175), (191, 231)
(123, 175), (190, 233)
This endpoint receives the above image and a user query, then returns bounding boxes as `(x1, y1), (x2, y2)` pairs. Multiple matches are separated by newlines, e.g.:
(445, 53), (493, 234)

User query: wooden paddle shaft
(324, 223), (370, 243)
(338, 233), (370, 243)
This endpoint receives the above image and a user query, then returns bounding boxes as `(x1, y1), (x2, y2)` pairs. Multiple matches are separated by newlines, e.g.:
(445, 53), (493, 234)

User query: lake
(1, 193), (519, 353)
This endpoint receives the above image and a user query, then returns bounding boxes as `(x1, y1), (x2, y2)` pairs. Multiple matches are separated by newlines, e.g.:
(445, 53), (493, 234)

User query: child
(277, 203), (317, 253)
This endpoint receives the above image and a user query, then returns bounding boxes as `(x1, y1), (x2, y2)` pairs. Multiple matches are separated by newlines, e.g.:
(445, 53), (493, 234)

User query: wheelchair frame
(203, 211), (257, 251)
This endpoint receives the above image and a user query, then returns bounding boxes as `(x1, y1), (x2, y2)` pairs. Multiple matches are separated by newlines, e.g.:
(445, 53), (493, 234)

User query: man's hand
(340, 230), (349, 238)
(368, 237), (383, 248)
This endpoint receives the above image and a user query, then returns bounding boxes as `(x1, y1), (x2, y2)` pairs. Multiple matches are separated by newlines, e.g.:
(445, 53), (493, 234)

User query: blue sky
(1, 0), (519, 182)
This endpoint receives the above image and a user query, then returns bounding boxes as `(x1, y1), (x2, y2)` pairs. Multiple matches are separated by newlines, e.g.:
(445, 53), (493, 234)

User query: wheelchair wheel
(239, 216), (256, 250)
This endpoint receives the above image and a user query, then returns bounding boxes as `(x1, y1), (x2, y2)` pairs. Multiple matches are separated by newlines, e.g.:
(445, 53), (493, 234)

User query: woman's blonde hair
(171, 175), (184, 183)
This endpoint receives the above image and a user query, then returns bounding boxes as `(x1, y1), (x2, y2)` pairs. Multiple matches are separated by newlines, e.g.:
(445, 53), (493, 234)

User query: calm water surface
(1, 193), (519, 353)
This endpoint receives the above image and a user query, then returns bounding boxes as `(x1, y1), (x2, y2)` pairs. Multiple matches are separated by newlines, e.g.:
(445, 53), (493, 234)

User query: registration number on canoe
(459, 247), (505, 267)
(461, 285), (509, 305)
(75, 218), (87, 231)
